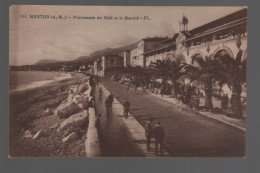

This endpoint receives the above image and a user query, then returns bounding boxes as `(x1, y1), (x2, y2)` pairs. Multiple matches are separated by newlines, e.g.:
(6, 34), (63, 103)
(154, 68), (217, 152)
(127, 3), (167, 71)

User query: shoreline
(9, 72), (88, 157)
(9, 71), (72, 93)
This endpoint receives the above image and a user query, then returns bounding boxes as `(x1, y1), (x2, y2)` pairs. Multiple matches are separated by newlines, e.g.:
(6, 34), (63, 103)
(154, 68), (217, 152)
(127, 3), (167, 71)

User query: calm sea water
(9, 71), (72, 91)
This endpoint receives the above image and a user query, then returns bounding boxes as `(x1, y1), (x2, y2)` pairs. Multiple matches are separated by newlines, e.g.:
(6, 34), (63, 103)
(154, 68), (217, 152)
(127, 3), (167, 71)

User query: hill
(34, 59), (60, 65)
(26, 41), (139, 70)
(10, 41), (139, 71)
(73, 41), (138, 63)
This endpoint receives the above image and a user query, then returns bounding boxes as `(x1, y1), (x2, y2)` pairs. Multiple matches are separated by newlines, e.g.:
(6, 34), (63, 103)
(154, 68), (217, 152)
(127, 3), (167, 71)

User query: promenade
(96, 78), (245, 157)
(94, 84), (143, 157)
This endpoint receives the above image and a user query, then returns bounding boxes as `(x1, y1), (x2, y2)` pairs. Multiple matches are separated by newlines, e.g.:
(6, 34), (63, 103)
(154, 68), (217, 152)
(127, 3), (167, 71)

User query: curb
(85, 81), (101, 157)
(85, 108), (101, 157)
(147, 92), (246, 132)
(196, 111), (246, 132)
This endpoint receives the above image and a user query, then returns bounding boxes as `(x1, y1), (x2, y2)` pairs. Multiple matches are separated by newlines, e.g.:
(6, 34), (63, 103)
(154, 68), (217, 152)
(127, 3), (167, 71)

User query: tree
(123, 65), (133, 75)
(131, 65), (145, 77)
(213, 49), (246, 118)
(147, 59), (187, 97)
(147, 59), (173, 88)
(183, 55), (217, 110)
(168, 60), (188, 98)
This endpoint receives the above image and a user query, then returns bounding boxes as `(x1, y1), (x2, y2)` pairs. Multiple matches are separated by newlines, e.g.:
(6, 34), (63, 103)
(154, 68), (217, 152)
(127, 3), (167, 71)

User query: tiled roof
(189, 8), (247, 36)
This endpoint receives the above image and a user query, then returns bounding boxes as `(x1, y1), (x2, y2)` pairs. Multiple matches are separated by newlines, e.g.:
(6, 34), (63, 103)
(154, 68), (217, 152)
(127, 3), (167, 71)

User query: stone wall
(85, 107), (101, 157)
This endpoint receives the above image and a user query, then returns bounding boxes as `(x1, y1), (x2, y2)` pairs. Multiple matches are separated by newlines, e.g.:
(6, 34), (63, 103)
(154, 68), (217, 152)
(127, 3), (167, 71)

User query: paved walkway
(99, 78), (245, 157)
(99, 84), (170, 157)
(94, 84), (143, 157)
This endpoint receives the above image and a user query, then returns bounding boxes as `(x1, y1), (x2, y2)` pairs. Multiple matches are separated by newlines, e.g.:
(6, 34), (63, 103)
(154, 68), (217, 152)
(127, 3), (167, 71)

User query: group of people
(145, 118), (165, 156)
(100, 86), (131, 119)
(176, 83), (198, 104)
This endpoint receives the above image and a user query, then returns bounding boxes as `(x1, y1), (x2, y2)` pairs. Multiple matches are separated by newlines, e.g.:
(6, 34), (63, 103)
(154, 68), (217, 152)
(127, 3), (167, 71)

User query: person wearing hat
(105, 96), (111, 117)
(153, 121), (165, 155)
(99, 87), (103, 99)
(123, 98), (130, 118)
(108, 93), (114, 114)
(145, 118), (154, 151)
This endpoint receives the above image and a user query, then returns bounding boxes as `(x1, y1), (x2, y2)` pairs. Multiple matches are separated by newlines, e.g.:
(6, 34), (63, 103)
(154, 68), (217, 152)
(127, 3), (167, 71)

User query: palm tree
(183, 55), (217, 110)
(169, 60), (188, 98)
(131, 66), (144, 77)
(147, 59), (172, 87)
(147, 59), (187, 97)
(213, 49), (246, 118)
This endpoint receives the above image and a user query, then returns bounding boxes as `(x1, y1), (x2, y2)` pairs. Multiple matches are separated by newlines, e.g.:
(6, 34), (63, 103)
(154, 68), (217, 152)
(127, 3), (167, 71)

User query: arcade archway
(213, 46), (234, 59)
(191, 52), (204, 67)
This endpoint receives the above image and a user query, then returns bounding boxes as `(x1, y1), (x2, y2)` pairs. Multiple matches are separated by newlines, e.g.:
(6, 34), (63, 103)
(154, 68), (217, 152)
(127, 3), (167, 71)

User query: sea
(9, 71), (72, 92)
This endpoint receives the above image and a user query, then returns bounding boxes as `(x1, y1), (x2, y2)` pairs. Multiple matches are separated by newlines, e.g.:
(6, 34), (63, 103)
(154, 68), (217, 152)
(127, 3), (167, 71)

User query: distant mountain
(73, 42), (138, 63)
(34, 59), (60, 65)
(75, 56), (90, 61)
(33, 41), (138, 66)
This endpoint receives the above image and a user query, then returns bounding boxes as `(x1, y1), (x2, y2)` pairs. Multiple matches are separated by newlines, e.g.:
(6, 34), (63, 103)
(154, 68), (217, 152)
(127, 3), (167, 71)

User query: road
(99, 78), (245, 157)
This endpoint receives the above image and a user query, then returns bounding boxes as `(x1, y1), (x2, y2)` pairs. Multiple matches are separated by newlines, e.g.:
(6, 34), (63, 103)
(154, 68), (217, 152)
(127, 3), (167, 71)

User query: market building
(134, 8), (247, 68)
(94, 8), (247, 82)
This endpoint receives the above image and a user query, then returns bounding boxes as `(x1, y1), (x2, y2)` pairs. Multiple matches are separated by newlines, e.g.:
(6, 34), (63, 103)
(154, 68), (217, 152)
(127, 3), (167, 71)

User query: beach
(9, 72), (88, 157)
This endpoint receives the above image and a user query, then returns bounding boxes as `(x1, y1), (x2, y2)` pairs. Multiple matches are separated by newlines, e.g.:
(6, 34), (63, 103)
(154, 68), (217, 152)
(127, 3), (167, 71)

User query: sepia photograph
(9, 5), (247, 157)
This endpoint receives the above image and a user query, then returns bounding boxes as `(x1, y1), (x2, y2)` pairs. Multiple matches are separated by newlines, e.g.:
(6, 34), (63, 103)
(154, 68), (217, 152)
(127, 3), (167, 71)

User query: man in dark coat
(153, 121), (165, 155)
(225, 94), (229, 109)
(123, 98), (130, 118)
(99, 87), (103, 99)
(105, 97), (110, 117)
(145, 118), (154, 151)
(108, 93), (114, 114)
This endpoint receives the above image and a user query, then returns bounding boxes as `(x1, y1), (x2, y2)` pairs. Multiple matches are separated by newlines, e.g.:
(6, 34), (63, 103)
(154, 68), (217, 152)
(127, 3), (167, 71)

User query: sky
(9, 6), (245, 66)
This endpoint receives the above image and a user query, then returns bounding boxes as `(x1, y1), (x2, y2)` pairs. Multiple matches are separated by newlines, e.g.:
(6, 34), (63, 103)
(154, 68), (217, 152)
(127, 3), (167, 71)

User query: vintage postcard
(9, 5), (247, 157)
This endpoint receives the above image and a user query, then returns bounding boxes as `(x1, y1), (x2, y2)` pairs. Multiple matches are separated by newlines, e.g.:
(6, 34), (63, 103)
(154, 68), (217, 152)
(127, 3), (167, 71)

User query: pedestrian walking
(105, 97), (110, 117)
(96, 76), (99, 85)
(145, 118), (154, 151)
(153, 121), (165, 156)
(221, 94), (225, 109)
(108, 93), (114, 114)
(135, 84), (138, 93)
(88, 97), (96, 113)
(225, 94), (229, 108)
(194, 96), (200, 111)
(123, 98), (130, 118)
(160, 87), (164, 98)
(99, 87), (103, 99)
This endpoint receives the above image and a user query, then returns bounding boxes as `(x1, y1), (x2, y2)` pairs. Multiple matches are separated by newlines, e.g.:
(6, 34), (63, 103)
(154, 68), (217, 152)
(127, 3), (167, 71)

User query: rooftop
(189, 8), (247, 36)
(142, 37), (169, 42)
